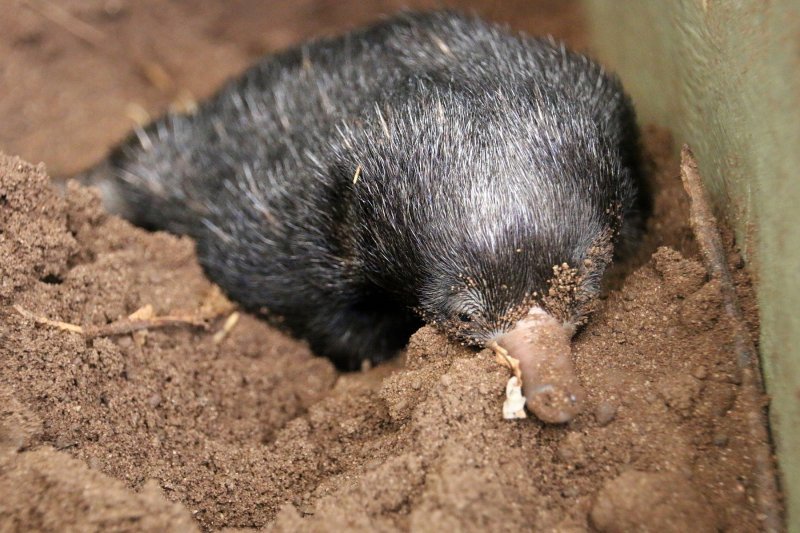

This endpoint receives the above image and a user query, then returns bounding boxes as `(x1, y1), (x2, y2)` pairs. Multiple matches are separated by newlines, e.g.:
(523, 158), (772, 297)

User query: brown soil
(0, 0), (584, 179)
(0, 1), (777, 532)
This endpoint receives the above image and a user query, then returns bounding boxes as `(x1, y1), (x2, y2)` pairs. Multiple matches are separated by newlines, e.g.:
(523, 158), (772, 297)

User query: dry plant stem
(680, 145), (783, 532)
(488, 341), (522, 382)
(14, 305), (208, 339)
(22, 0), (107, 47)
(12, 305), (83, 333)
(496, 308), (584, 423)
(213, 312), (241, 344)
(82, 316), (208, 339)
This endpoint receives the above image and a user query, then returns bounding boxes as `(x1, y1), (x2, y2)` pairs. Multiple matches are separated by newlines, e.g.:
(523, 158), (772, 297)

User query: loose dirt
(0, 1), (778, 532)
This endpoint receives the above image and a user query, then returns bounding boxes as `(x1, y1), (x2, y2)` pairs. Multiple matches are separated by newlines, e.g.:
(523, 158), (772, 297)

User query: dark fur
(90, 12), (642, 369)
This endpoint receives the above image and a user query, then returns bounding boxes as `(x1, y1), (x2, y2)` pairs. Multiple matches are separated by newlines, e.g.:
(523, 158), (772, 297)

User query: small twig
(13, 305), (84, 334)
(83, 315), (208, 339)
(14, 304), (208, 339)
(680, 145), (783, 532)
(138, 61), (174, 93)
(22, 0), (106, 48)
(213, 311), (240, 344)
(487, 340), (523, 384)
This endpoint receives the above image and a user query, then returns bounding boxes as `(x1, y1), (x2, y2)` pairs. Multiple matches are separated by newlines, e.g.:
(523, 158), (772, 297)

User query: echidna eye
(457, 312), (472, 323)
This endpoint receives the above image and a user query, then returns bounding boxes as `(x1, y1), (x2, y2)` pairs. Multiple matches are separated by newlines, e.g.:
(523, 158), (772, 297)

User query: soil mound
(0, 129), (772, 530)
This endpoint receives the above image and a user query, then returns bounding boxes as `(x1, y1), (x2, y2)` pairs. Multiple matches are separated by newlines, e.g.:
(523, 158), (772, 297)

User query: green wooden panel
(586, 1), (800, 529)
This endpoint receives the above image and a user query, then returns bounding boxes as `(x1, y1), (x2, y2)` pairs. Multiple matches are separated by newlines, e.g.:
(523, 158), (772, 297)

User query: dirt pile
(0, 128), (774, 531)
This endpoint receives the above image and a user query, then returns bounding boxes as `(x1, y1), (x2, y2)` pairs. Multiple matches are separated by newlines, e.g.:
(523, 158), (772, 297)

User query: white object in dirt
(503, 376), (528, 419)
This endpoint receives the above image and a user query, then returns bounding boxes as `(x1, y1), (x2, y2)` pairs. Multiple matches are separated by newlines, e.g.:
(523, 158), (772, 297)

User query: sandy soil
(0, 1), (778, 531)
(0, 0), (584, 178)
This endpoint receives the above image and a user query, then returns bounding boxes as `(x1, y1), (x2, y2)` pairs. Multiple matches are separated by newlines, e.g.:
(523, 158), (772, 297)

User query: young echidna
(82, 11), (643, 423)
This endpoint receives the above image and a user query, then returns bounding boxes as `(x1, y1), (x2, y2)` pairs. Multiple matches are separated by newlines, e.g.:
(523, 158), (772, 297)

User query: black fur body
(92, 12), (642, 369)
